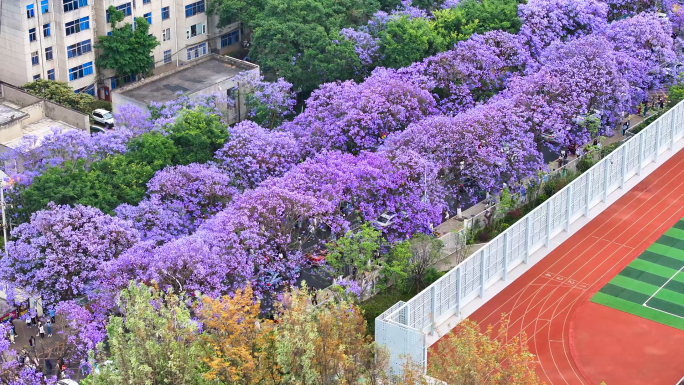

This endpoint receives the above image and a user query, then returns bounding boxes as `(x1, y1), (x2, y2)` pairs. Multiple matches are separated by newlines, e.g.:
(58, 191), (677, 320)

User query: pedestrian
(39, 323), (45, 339)
(659, 96), (665, 110)
(80, 362), (89, 376)
(26, 316), (31, 328)
(46, 320), (52, 337)
(643, 102), (649, 117)
(49, 308), (55, 323)
(45, 358), (53, 375)
(9, 331), (14, 344)
(31, 314), (37, 327)
(312, 291), (318, 306)
(622, 121), (629, 135)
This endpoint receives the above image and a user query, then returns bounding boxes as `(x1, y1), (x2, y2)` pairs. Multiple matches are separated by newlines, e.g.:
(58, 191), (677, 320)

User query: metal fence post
(479, 250), (485, 298)
(545, 200), (551, 247)
(430, 285), (435, 334)
(585, 173), (591, 217)
(503, 232), (509, 281)
(671, 109), (676, 150)
(525, 216), (531, 264)
(405, 304), (411, 328)
(654, 121), (660, 163)
(620, 146), (626, 190)
(455, 266), (462, 314)
(602, 157), (609, 202)
(638, 133), (644, 176)
(566, 185), (572, 232)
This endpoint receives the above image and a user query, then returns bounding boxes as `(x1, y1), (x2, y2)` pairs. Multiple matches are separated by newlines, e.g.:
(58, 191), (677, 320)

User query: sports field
(592, 219), (684, 331)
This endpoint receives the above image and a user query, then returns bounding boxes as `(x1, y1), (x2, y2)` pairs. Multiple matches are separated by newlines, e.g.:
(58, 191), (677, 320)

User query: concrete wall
(20, 101), (45, 124)
(111, 92), (148, 115)
(0, 119), (25, 144)
(1, 83), (41, 107)
(44, 101), (89, 130)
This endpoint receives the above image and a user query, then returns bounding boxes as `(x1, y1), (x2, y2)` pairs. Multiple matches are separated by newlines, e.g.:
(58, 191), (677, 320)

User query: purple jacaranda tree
(401, 31), (532, 114)
(113, 103), (154, 134)
(1, 127), (133, 178)
(518, 0), (609, 56)
(54, 301), (107, 370)
(339, 28), (382, 67)
(283, 67), (437, 154)
(383, 101), (542, 200)
(494, 35), (632, 148)
(215, 121), (302, 190)
(0, 203), (139, 306)
(603, 13), (677, 100)
(263, 150), (447, 240)
(115, 163), (238, 241)
(232, 72), (296, 129)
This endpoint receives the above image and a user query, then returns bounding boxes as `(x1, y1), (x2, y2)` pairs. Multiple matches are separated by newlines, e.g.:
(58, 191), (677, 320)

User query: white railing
(375, 100), (684, 374)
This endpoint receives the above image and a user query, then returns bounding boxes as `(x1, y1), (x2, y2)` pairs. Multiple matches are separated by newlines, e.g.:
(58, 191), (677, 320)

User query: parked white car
(373, 212), (397, 228)
(91, 109), (114, 127)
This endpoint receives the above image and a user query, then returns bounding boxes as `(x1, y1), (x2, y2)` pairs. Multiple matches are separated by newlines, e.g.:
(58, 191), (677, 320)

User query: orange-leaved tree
(428, 314), (542, 385)
(197, 284), (281, 384)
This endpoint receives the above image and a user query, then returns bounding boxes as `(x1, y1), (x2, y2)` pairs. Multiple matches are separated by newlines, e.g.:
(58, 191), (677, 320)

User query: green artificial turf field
(591, 218), (684, 331)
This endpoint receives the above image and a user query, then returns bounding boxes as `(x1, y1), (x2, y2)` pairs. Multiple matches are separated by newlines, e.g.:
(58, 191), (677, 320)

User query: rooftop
(3, 118), (78, 149)
(0, 103), (28, 126)
(117, 55), (258, 105)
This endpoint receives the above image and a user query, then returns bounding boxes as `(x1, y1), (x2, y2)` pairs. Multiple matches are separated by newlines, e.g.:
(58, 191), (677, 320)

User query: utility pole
(1, 182), (8, 259)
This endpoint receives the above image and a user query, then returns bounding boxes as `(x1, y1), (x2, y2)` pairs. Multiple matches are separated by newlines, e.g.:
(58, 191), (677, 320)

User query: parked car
(90, 125), (107, 135)
(373, 212), (397, 228)
(57, 380), (79, 385)
(92, 109), (114, 127)
(541, 132), (560, 143)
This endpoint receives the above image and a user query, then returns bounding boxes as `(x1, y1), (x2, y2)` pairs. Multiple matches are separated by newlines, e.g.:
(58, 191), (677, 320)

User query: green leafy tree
(85, 282), (205, 385)
(21, 79), (95, 113)
(207, 0), (266, 29)
(458, 0), (523, 34)
(326, 224), (384, 277)
(95, 6), (160, 78)
(167, 111), (229, 165)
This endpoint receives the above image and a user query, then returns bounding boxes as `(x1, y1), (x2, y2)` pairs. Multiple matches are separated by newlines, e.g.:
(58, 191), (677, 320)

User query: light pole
(457, 160), (465, 219)
(1, 181), (8, 260)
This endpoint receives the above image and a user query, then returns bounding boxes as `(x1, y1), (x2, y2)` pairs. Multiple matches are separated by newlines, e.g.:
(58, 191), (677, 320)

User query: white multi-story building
(0, 0), (242, 99)
(0, 0), (97, 94)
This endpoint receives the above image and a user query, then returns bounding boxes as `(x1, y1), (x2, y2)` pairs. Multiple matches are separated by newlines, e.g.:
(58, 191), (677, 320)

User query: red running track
(431, 147), (684, 384)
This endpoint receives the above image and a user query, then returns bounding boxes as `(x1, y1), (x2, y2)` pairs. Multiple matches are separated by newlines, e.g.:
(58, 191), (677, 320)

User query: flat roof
(0, 104), (28, 126)
(119, 56), (251, 105)
(3, 117), (78, 149)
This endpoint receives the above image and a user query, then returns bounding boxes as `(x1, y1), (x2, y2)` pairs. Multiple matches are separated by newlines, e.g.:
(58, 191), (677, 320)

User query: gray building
(112, 54), (258, 124)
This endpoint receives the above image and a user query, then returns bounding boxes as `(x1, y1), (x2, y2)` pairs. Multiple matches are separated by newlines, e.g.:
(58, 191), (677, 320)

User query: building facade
(0, 0), (242, 99)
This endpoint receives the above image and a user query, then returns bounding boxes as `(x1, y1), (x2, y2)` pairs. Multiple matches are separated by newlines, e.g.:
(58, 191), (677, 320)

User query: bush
(577, 156), (596, 173)
(537, 193), (548, 203)
(89, 99), (113, 112)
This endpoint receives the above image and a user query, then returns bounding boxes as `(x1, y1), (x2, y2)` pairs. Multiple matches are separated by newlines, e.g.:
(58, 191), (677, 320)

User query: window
(164, 49), (171, 63)
(67, 39), (92, 58)
(66, 16), (90, 35)
(143, 0), (150, 3)
(76, 84), (95, 95)
(184, 0), (204, 17)
(161, 6), (170, 20)
(186, 42), (206, 60)
(221, 30), (239, 48)
(29, 28), (36, 42)
(45, 46), (53, 61)
(162, 28), (171, 41)
(144, 12), (151, 24)
(107, 2), (131, 21)
(43, 23), (51, 37)
(33, 74), (41, 81)
(186, 22), (205, 39)
(31, 52), (39, 66)
(47, 69), (55, 80)
(41, 0), (48, 13)
(63, 0), (87, 13)
(68, 61), (93, 81)
(27, 4), (35, 18)
(110, 74), (135, 89)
